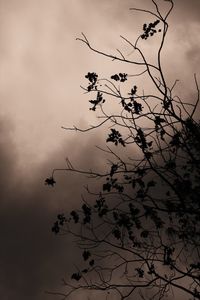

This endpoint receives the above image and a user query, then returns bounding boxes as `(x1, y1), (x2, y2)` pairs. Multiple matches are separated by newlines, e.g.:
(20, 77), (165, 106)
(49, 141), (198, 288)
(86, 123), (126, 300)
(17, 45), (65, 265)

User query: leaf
(106, 129), (125, 147)
(89, 259), (95, 266)
(170, 132), (181, 147)
(111, 73), (127, 82)
(112, 228), (121, 240)
(110, 164), (118, 177)
(82, 269), (88, 273)
(154, 116), (165, 126)
(57, 214), (66, 225)
(70, 210), (79, 223)
(119, 73), (127, 82)
(71, 272), (82, 281)
(135, 128), (147, 149)
(85, 72), (98, 91)
(52, 221), (59, 234)
(141, 19), (160, 40)
(89, 92), (105, 111)
(94, 197), (108, 217)
(133, 101), (142, 114)
(111, 74), (120, 81)
(136, 268), (144, 278)
(85, 72), (98, 83)
(82, 250), (91, 261)
(144, 152), (152, 159)
(45, 177), (56, 187)
(103, 182), (111, 192)
(82, 204), (91, 224)
(129, 85), (137, 95)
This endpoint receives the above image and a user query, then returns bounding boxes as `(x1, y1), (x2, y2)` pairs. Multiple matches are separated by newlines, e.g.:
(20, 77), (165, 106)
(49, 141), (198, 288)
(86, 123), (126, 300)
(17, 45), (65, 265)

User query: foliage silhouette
(46, 1), (200, 299)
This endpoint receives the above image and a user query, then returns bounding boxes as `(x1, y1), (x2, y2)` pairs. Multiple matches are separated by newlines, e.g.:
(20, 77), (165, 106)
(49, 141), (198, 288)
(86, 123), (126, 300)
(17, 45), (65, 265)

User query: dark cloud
(0, 120), (62, 300)
(0, 116), (107, 300)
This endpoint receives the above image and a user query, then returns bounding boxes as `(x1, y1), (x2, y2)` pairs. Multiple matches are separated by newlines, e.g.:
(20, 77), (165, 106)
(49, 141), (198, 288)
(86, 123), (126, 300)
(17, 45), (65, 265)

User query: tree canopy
(46, 1), (200, 299)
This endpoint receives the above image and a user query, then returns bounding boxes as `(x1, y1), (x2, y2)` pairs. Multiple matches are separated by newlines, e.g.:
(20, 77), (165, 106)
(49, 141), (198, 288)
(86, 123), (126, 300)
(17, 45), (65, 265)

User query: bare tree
(46, 1), (200, 299)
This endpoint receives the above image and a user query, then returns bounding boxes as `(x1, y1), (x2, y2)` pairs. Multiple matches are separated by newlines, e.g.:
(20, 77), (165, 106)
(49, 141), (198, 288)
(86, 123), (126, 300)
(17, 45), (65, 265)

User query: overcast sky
(0, 1), (200, 299)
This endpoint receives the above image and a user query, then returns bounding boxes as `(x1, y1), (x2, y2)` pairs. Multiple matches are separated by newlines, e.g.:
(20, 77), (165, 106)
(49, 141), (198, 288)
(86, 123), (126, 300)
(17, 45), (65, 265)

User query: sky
(0, 0), (200, 299)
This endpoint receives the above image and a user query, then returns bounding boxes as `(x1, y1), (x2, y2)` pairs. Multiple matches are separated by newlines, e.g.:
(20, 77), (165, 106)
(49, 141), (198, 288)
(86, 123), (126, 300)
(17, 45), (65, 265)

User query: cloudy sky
(0, 0), (200, 299)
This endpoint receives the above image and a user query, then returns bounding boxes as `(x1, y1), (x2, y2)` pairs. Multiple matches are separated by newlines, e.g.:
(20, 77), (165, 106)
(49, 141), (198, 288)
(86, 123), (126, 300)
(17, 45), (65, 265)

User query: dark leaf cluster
(141, 20), (161, 40)
(135, 129), (148, 150)
(106, 128), (125, 147)
(163, 246), (174, 265)
(133, 101), (143, 114)
(121, 98), (133, 113)
(103, 177), (124, 193)
(170, 132), (181, 147)
(85, 72), (98, 91)
(52, 214), (66, 234)
(45, 176), (56, 186)
(82, 204), (91, 224)
(82, 250), (91, 261)
(110, 164), (118, 177)
(154, 116), (165, 135)
(135, 268), (144, 278)
(94, 197), (108, 217)
(112, 227), (121, 240)
(130, 85), (137, 96)
(122, 86), (141, 113)
(111, 73), (127, 82)
(143, 205), (164, 228)
(114, 212), (133, 230)
(71, 272), (82, 281)
(52, 221), (60, 234)
(121, 99), (142, 114)
(89, 91), (105, 111)
(70, 210), (79, 223)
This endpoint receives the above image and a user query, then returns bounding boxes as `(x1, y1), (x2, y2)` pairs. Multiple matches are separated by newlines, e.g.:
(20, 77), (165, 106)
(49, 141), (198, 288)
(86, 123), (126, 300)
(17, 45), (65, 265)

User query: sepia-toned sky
(0, 1), (200, 299)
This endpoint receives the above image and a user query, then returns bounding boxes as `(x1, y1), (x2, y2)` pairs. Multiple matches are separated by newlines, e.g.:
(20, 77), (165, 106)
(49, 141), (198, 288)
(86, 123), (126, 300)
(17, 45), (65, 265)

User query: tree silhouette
(46, 1), (200, 299)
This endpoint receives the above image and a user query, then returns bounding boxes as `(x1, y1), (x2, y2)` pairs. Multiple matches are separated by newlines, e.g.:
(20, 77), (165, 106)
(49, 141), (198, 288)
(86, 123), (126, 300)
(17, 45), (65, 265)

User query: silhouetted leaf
(110, 164), (118, 177)
(71, 273), (82, 281)
(111, 73), (127, 82)
(85, 72), (98, 91)
(82, 204), (91, 224)
(133, 101), (142, 114)
(154, 116), (165, 126)
(135, 129), (147, 149)
(82, 250), (91, 261)
(57, 214), (66, 225)
(144, 152), (152, 159)
(45, 177), (56, 187)
(82, 269), (88, 274)
(89, 91), (105, 111)
(89, 259), (95, 266)
(103, 182), (111, 192)
(111, 74), (120, 81)
(70, 210), (79, 223)
(112, 228), (121, 240)
(52, 221), (59, 234)
(170, 132), (181, 147)
(136, 268), (144, 278)
(107, 129), (125, 147)
(141, 19), (160, 40)
(85, 72), (98, 83)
